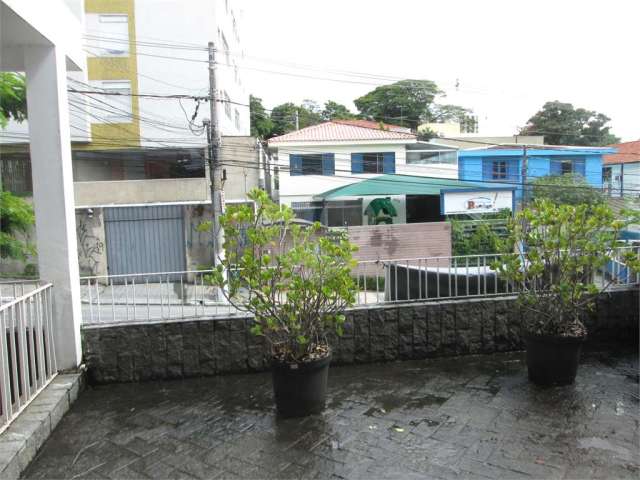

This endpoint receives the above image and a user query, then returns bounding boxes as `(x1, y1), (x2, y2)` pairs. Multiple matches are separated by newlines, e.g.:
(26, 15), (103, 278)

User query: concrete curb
(0, 373), (84, 480)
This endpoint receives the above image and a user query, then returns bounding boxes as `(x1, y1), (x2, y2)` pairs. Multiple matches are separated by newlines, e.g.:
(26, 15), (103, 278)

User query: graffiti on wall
(77, 215), (105, 276)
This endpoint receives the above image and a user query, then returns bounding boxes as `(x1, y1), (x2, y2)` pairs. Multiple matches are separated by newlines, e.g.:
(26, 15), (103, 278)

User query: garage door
(104, 205), (186, 279)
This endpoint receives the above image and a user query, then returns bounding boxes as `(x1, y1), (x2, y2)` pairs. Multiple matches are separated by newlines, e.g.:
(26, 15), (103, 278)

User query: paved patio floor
(23, 346), (639, 479)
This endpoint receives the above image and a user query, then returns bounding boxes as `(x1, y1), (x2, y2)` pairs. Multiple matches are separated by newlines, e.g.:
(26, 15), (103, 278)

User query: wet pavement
(23, 346), (639, 479)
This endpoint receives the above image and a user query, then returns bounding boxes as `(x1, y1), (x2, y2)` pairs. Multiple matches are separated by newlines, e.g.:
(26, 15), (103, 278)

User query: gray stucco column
(24, 45), (82, 370)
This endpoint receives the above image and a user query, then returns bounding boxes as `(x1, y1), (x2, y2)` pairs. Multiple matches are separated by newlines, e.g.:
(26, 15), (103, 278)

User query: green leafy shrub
(204, 189), (358, 363)
(530, 174), (605, 207)
(494, 199), (640, 338)
(0, 190), (35, 260)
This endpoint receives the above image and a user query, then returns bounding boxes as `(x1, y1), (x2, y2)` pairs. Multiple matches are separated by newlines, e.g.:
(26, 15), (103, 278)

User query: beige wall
(220, 136), (262, 201)
(74, 177), (210, 207)
(347, 222), (452, 275)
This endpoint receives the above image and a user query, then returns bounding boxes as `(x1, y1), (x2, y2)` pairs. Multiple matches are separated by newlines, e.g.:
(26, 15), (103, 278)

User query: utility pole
(294, 109), (299, 130)
(207, 41), (225, 285)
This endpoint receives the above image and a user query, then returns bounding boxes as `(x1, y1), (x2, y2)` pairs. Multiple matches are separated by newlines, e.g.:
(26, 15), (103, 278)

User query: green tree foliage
(494, 200), (640, 337)
(353, 79), (475, 131)
(530, 174), (605, 208)
(520, 101), (619, 146)
(0, 191), (35, 260)
(0, 73), (27, 128)
(249, 95), (274, 139)
(269, 100), (323, 137)
(354, 79), (442, 130)
(1, 72), (34, 262)
(451, 221), (506, 256)
(321, 100), (357, 121)
(203, 189), (358, 362)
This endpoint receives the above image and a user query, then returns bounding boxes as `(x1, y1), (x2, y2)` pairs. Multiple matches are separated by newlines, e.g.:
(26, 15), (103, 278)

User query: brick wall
(82, 289), (639, 384)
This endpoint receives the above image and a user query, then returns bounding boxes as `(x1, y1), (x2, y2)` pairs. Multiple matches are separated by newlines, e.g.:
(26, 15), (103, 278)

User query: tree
(354, 79), (442, 130)
(530, 174), (605, 208)
(1, 72), (35, 263)
(0, 72), (27, 128)
(270, 101), (323, 137)
(0, 191), (35, 260)
(321, 100), (357, 121)
(520, 101), (619, 146)
(249, 95), (273, 139)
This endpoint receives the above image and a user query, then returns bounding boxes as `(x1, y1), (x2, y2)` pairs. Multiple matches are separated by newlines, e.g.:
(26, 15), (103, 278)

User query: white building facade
(1, 0), (258, 279)
(268, 120), (461, 226)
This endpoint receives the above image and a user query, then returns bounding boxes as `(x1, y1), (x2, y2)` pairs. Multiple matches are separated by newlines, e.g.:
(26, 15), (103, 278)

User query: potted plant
(496, 199), (639, 386)
(204, 189), (358, 417)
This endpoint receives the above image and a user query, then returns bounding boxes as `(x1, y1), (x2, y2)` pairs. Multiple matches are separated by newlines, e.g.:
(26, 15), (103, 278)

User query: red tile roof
(604, 140), (640, 165)
(268, 121), (416, 144)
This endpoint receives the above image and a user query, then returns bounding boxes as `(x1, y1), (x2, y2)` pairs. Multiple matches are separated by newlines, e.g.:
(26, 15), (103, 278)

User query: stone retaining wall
(82, 289), (639, 384)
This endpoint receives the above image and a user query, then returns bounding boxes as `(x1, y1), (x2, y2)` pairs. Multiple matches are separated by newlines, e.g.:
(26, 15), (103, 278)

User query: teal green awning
(317, 174), (489, 199)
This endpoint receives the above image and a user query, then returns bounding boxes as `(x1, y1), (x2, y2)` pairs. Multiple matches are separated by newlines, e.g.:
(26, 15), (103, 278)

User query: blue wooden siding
(351, 153), (363, 173)
(383, 152), (395, 174)
(459, 150), (606, 197)
(322, 153), (335, 176)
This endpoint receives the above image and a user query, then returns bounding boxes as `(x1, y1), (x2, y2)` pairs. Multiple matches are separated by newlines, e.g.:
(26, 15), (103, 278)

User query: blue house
(458, 146), (614, 201)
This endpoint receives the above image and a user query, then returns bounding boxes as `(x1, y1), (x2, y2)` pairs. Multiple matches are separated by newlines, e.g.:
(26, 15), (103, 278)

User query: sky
(236, 0), (639, 141)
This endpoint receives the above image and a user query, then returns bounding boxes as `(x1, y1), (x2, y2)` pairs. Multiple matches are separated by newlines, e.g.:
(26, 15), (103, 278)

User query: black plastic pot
(525, 333), (585, 386)
(271, 351), (331, 418)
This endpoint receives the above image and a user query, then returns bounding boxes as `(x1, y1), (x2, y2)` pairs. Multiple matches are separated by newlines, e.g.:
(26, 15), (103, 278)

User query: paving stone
(21, 346), (640, 480)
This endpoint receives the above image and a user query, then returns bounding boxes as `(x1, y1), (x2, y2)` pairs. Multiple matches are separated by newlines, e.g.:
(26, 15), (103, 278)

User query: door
(406, 195), (445, 223)
(104, 205), (186, 280)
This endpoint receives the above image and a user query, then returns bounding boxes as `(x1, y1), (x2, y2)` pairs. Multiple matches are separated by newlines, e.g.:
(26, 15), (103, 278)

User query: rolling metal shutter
(104, 205), (186, 280)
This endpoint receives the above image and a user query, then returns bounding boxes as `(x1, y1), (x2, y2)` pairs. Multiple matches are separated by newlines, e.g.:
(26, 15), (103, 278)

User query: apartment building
(1, 0), (261, 277)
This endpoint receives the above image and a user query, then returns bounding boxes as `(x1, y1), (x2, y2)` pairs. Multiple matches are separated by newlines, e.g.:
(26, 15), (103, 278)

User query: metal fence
(354, 246), (640, 304)
(80, 246), (640, 325)
(81, 270), (240, 325)
(0, 283), (57, 434)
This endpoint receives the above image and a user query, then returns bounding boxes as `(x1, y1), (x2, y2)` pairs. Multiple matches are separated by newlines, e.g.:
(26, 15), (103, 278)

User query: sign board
(442, 189), (514, 215)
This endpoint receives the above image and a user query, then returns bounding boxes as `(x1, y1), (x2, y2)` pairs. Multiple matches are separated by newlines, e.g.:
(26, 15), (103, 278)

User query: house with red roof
(267, 120), (468, 226)
(603, 140), (640, 198)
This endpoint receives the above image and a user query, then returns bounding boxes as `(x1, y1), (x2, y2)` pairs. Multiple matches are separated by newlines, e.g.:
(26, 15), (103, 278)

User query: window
(407, 150), (458, 165)
(291, 201), (323, 223)
(0, 152), (32, 195)
(89, 80), (132, 123)
(551, 158), (585, 176)
(327, 200), (362, 227)
(223, 91), (231, 118)
(492, 160), (507, 180)
(290, 154), (335, 176)
(234, 108), (240, 130)
(86, 14), (129, 57)
(351, 152), (395, 174)
(363, 153), (384, 173)
(72, 148), (205, 181)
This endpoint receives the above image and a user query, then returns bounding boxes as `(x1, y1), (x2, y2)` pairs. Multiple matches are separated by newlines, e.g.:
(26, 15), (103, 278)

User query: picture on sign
(442, 189), (513, 215)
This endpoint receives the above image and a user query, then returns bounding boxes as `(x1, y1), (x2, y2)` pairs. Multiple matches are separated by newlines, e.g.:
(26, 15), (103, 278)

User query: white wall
(275, 141), (458, 204)
(134, 0), (249, 147)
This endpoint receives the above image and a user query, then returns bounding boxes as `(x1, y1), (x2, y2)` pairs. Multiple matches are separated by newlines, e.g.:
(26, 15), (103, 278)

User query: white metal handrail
(0, 283), (57, 434)
(80, 270), (237, 325)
